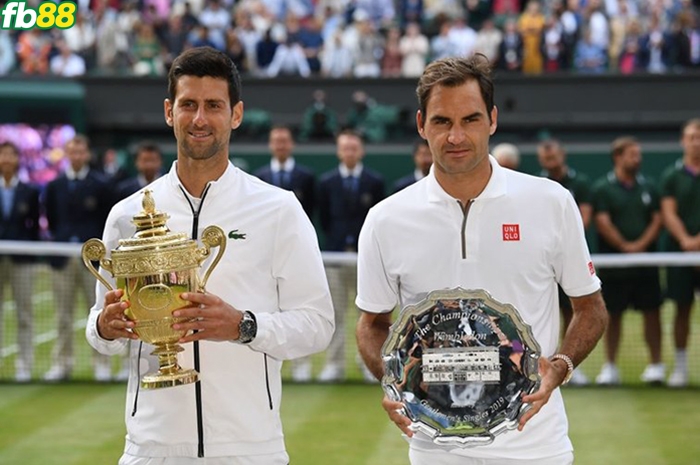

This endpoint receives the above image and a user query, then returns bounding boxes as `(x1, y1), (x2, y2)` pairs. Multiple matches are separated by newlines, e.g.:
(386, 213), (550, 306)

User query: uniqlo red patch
(502, 224), (520, 241)
(588, 261), (595, 275)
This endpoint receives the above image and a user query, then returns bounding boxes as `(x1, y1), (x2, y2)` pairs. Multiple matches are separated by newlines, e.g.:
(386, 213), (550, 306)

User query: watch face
(239, 313), (257, 343)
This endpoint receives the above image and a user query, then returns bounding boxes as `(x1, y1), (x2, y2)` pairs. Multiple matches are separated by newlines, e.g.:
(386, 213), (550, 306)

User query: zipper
(130, 341), (143, 416)
(264, 354), (273, 410)
(458, 200), (473, 259)
(179, 183), (212, 458)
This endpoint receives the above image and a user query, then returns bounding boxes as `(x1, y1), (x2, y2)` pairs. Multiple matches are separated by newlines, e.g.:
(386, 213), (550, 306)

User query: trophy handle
(197, 225), (227, 291)
(81, 238), (114, 291)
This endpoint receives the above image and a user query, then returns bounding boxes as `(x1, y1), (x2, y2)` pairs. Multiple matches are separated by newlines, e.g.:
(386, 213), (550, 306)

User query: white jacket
(86, 161), (334, 458)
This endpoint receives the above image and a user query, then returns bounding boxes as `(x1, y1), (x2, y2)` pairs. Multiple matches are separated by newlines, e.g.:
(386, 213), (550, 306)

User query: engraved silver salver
(381, 288), (541, 447)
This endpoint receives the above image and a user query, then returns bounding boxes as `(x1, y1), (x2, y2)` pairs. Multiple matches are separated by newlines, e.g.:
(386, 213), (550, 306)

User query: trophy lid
(116, 190), (191, 251)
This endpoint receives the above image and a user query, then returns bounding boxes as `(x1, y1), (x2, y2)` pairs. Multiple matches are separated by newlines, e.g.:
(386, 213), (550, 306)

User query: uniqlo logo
(588, 261), (595, 275)
(502, 224), (520, 241)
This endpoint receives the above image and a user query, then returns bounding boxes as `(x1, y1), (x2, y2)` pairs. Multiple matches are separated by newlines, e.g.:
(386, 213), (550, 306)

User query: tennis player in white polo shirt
(355, 55), (609, 465)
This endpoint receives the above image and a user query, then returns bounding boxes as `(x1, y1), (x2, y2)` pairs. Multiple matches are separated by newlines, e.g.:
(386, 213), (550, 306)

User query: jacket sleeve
(85, 203), (130, 356)
(249, 193), (334, 360)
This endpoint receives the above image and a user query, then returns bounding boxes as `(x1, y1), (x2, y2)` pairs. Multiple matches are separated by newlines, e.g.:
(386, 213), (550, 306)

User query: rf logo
(0, 1), (77, 30)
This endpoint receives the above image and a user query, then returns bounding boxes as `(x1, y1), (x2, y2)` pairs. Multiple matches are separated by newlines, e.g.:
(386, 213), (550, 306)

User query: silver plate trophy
(381, 288), (541, 447)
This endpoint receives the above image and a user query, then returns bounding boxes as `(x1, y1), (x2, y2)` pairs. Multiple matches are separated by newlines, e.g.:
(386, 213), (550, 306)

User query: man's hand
(172, 292), (245, 342)
(97, 289), (138, 341)
(382, 395), (414, 437)
(518, 356), (568, 431)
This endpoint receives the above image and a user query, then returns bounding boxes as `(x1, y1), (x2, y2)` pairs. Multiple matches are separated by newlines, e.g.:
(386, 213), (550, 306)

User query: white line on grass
(0, 319), (86, 358)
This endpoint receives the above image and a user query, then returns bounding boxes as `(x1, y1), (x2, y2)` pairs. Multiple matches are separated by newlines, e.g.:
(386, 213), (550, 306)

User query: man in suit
(255, 125), (317, 381)
(254, 125), (316, 219)
(318, 129), (385, 381)
(43, 135), (114, 382)
(0, 141), (40, 382)
(115, 141), (164, 202)
(393, 139), (432, 193)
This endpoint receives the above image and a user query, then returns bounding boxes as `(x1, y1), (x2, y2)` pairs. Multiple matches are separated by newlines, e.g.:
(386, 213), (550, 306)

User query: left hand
(172, 292), (245, 343)
(518, 356), (568, 431)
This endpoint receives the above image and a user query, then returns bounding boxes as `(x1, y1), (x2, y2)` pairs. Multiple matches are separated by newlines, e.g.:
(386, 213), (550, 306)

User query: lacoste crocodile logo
(228, 230), (246, 240)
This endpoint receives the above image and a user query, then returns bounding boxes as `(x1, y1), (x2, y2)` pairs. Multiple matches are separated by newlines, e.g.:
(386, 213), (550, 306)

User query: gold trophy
(82, 190), (226, 389)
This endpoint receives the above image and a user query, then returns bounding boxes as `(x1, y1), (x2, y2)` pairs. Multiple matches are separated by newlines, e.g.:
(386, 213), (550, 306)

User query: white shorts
(118, 452), (289, 465)
(409, 448), (574, 465)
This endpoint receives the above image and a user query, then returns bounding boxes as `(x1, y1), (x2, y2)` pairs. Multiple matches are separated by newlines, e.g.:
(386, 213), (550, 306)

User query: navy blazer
(44, 170), (113, 268)
(318, 167), (385, 252)
(0, 181), (40, 263)
(254, 164), (316, 220)
(393, 173), (418, 194)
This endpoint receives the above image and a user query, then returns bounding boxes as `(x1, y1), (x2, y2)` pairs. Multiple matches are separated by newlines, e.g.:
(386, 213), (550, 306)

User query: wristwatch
(237, 311), (257, 344)
(550, 353), (574, 385)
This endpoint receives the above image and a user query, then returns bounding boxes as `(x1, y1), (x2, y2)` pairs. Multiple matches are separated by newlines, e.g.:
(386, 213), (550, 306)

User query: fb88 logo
(1, 1), (77, 29)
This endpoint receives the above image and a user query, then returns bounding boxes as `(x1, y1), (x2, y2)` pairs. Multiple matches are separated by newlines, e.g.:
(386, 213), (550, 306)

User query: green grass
(0, 383), (698, 464)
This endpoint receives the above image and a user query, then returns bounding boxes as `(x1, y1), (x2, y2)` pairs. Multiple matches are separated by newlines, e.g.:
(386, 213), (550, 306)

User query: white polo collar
(426, 155), (507, 203)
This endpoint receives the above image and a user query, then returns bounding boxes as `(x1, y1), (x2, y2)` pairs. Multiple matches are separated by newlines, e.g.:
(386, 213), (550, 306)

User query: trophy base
(141, 368), (199, 389)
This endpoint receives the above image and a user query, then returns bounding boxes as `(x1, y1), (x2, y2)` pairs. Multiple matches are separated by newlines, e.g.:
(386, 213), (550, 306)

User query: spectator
(659, 118), (700, 387)
(114, 141), (164, 202)
(233, 8), (262, 74)
(638, 14), (674, 73)
(50, 40), (87, 77)
(560, 0), (583, 69)
(198, 0), (230, 50)
(0, 141), (40, 382)
(448, 17), (478, 58)
(131, 22), (164, 75)
(393, 139), (432, 193)
(382, 27), (403, 77)
(592, 137), (665, 385)
(584, 0), (609, 53)
(317, 130), (384, 382)
(399, 22), (429, 78)
(350, 10), (384, 78)
(62, 12), (97, 70)
(398, 0), (424, 29)
(492, 142), (521, 170)
(298, 16), (324, 74)
(266, 35), (311, 77)
(349, 0), (396, 30)
(537, 138), (593, 385)
(541, 14), (567, 71)
(162, 14), (190, 70)
(498, 18), (524, 71)
(0, 30), (16, 75)
(255, 28), (280, 74)
(16, 29), (51, 75)
(299, 89), (339, 141)
(430, 20), (454, 61)
(474, 18), (504, 65)
(321, 28), (354, 77)
(224, 29), (248, 74)
(43, 135), (114, 382)
(519, 0), (546, 74)
(574, 27), (608, 73)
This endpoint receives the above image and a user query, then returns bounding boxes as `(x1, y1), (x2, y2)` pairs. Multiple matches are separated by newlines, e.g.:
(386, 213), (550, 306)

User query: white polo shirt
(356, 156), (600, 460)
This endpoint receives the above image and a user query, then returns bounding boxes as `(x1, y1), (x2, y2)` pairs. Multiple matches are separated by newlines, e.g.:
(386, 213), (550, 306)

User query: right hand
(97, 289), (138, 341)
(382, 395), (414, 437)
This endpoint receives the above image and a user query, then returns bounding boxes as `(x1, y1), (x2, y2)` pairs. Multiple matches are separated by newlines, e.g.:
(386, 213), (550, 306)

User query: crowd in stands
(0, 0), (699, 78)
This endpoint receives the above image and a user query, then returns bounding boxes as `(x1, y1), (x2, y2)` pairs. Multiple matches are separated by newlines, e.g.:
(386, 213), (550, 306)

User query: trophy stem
(141, 342), (199, 389)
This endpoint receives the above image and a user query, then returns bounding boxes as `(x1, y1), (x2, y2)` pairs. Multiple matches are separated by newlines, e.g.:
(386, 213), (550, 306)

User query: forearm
(559, 291), (608, 367)
(356, 311), (392, 380)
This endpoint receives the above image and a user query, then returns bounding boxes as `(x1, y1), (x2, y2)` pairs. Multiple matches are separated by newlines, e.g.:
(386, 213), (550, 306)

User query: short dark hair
(135, 141), (162, 160)
(682, 118), (700, 135)
(412, 138), (429, 154)
(0, 141), (19, 156)
(168, 46), (242, 108)
(336, 129), (364, 144)
(416, 54), (495, 125)
(611, 136), (639, 160)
